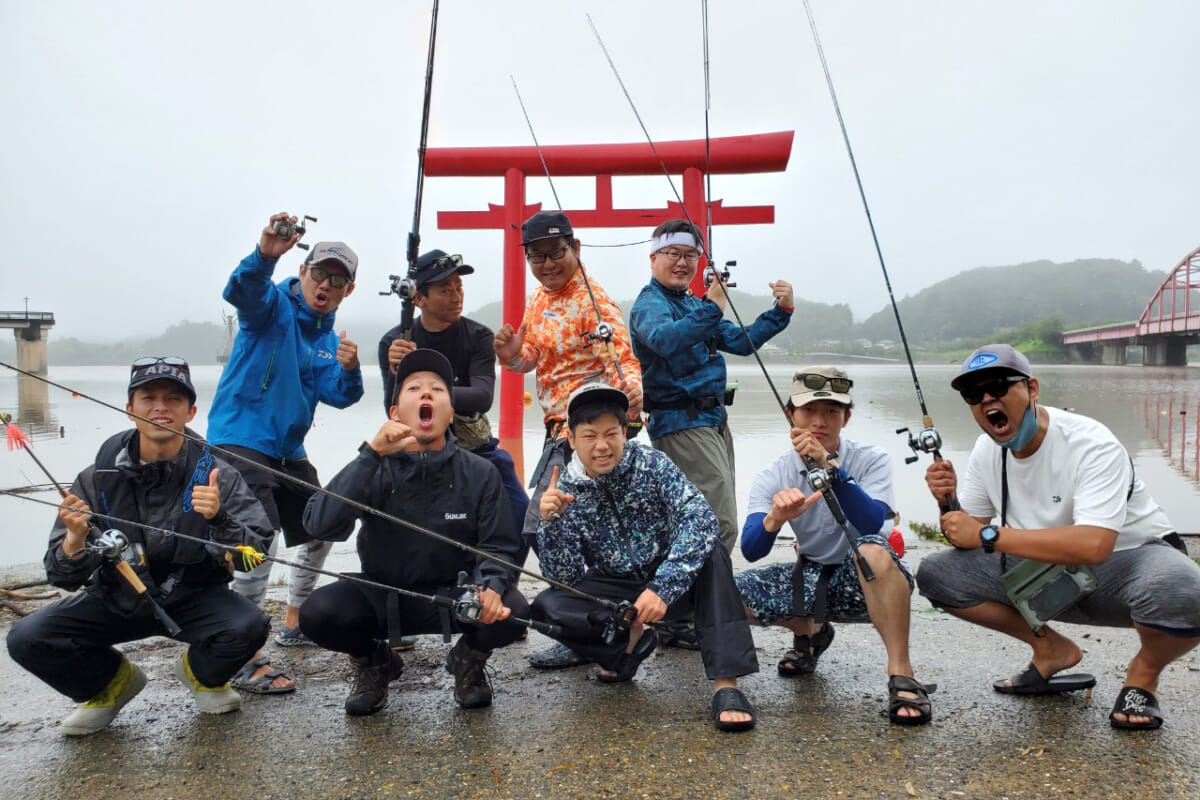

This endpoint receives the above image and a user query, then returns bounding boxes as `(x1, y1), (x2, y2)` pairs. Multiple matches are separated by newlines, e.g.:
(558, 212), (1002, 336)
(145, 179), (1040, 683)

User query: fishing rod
(2, 414), (183, 634)
(800, 0), (957, 513)
(1, 489), (561, 638)
(510, 75), (626, 385)
(587, 11), (873, 579)
(0, 361), (637, 629)
(381, 0), (442, 341)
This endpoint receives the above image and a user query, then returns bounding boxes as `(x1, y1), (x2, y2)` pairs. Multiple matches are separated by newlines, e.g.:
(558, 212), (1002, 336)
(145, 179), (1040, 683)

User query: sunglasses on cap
(307, 265), (352, 288)
(131, 356), (189, 373)
(797, 373), (853, 394)
(959, 375), (1027, 405)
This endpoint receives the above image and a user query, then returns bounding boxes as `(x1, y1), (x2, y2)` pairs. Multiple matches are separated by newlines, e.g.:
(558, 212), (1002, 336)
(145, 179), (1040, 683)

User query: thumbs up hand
(191, 468), (223, 521)
(538, 465), (575, 522)
(337, 330), (359, 371)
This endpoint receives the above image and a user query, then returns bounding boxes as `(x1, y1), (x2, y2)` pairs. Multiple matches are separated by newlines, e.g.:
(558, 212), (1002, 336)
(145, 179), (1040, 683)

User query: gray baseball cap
(305, 241), (358, 281)
(950, 344), (1033, 391)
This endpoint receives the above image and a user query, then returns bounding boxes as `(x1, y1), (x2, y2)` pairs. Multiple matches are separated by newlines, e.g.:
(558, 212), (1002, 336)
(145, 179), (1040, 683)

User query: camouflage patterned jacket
(535, 441), (718, 605)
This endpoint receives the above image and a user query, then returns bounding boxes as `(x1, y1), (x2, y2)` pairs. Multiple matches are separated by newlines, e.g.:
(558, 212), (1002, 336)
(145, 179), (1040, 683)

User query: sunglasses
(131, 356), (189, 375)
(307, 265), (352, 288)
(959, 375), (1027, 405)
(796, 373), (853, 394)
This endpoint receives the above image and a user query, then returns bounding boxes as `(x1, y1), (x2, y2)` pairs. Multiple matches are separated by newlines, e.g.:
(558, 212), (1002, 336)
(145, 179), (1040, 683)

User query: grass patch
(910, 520), (951, 548)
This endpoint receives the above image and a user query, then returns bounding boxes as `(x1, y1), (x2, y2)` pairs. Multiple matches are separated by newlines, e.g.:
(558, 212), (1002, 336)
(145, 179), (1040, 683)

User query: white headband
(651, 231), (701, 256)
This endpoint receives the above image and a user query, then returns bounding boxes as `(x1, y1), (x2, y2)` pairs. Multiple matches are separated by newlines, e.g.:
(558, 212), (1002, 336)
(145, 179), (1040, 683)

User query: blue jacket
(629, 278), (791, 439)
(207, 247), (363, 460)
(536, 441), (718, 606)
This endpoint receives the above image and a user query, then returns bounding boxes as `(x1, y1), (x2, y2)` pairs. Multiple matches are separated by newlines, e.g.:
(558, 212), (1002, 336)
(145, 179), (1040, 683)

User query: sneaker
(391, 635), (418, 652)
(60, 658), (148, 736)
(658, 621), (701, 651)
(174, 652), (241, 715)
(446, 638), (493, 709)
(345, 642), (404, 717)
(529, 641), (591, 669)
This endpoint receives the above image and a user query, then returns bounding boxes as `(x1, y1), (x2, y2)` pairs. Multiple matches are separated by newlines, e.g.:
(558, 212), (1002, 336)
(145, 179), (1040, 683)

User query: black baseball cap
(415, 249), (474, 291)
(521, 210), (574, 246)
(128, 357), (196, 405)
(392, 348), (455, 404)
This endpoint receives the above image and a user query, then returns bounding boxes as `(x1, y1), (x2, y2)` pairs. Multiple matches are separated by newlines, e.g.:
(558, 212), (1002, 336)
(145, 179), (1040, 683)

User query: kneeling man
(300, 349), (527, 715)
(921, 344), (1200, 731)
(531, 383), (759, 732)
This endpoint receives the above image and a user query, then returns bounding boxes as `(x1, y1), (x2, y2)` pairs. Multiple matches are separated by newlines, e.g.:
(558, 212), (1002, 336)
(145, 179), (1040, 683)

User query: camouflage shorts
(734, 534), (913, 625)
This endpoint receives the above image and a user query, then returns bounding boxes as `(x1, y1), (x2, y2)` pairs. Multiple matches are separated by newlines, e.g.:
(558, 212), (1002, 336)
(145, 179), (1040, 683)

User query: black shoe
(659, 621), (701, 651)
(345, 643), (404, 716)
(446, 638), (493, 709)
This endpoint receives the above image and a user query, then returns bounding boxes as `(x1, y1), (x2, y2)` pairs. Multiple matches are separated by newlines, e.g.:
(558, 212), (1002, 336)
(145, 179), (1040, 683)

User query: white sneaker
(174, 652), (242, 715)
(61, 658), (148, 736)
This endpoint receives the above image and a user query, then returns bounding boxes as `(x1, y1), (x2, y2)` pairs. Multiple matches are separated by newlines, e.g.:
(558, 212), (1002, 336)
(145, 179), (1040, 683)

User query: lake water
(3, 361), (1200, 574)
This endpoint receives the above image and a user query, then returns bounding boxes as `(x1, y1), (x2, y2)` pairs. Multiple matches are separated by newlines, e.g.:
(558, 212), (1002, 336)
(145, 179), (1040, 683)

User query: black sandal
(888, 675), (935, 726)
(712, 687), (757, 732)
(596, 630), (658, 684)
(777, 623), (834, 677)
(1109, 686), (1164, 731)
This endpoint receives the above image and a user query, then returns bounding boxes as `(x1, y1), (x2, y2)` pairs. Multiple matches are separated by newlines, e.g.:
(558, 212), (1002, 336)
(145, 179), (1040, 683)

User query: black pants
(6, 585), (268, 701)
(221, 445), (347, 547)
(299, 578), (530, 658)
(531, 544), (759, 680)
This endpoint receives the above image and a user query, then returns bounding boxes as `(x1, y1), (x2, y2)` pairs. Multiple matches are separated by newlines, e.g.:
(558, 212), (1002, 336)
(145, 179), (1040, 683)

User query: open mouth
(418, 403), (434, 429)
(984, 407), (1013, 438)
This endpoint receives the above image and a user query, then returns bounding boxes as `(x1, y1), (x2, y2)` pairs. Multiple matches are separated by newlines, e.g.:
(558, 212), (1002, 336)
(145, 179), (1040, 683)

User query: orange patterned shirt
(505, 267), (641, 432)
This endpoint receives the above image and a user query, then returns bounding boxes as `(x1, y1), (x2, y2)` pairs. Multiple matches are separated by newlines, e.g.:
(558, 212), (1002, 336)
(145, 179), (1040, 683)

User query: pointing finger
(548, 465), (561, 491)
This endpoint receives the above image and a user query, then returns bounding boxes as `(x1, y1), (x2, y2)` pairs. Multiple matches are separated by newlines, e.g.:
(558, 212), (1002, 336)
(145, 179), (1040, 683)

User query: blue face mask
(1000, 401), (1039, 451)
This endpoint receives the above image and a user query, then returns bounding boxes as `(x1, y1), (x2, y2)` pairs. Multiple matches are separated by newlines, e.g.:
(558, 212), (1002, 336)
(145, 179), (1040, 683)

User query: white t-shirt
(959, 406), (1174, 551)
(748, 437), (894, 565)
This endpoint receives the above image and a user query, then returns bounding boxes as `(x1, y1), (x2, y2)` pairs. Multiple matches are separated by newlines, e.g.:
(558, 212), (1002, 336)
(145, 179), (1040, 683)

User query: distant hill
(856, 258), (1166, 344)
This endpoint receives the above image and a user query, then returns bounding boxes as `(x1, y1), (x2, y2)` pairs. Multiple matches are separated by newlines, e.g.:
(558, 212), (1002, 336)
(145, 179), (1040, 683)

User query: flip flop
(1109, 686), (1164, 731)
(712, 687), (757, 733)
(993, 663), (1096, 696)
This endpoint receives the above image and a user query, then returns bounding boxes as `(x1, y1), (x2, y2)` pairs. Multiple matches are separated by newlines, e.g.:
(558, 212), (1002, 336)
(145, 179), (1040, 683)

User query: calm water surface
(3, 361), (1199, 571)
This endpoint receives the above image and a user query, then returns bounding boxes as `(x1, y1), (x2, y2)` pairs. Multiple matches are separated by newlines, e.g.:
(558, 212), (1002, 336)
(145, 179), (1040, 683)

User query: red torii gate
(425, 130), (794, 475)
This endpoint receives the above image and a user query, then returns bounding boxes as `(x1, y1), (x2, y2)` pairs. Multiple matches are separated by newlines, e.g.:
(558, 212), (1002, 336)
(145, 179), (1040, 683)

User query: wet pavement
(2, 543), (1200, 800)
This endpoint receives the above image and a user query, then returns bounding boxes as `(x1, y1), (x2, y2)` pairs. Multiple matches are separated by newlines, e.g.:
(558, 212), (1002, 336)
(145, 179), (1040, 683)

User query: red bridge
(1062, 245), (1200, 365)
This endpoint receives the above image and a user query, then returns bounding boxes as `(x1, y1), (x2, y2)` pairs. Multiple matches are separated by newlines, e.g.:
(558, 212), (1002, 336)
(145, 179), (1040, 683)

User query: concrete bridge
(1063, 245), (1200, 365)
(1, 311), (55, 375)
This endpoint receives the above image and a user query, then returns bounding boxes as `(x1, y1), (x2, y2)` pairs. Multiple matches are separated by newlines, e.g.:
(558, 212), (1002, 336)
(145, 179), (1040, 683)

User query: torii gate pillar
(428, 131), (794, 478)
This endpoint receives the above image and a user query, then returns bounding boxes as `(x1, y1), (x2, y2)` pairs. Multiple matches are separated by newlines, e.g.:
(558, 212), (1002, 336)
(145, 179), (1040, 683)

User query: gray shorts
(916, 538), (1200, 635)
(653, 424), (737, 552)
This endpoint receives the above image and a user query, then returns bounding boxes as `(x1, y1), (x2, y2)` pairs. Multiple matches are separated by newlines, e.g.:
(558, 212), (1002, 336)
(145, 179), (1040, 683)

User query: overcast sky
(2, 0), (1197, 340)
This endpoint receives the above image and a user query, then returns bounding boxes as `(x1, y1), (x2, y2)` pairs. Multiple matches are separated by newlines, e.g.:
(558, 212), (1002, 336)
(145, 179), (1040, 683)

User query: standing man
(921, 345), (1200, 731)
(629, 218), (792, 648)
(493, 210), (643, 669)
(734, 367), (934, 725)
(531, 384), (759, 732)
(378, 248), (528, 539)
(208, 212), (364, 693)
(299, 349), (528, 715)
(6, 358), (272, 735)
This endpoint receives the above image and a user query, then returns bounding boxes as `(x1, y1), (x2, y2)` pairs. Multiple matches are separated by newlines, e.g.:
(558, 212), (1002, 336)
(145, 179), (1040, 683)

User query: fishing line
(0, 360), (628, 613)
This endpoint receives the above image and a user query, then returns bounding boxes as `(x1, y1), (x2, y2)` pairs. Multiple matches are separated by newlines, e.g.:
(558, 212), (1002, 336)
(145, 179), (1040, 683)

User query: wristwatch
(979, 524), (1000, 554)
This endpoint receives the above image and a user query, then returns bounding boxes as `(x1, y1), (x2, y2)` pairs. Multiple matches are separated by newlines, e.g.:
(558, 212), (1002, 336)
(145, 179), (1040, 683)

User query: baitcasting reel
(453, 571), (483, 623)
(897, 425), (943, 465)
(273, 214), (317, 251)
(601, 600), (636, 645)
(805, 462), (839, 495)
(585, 321), (615, 347)
(86, 528), (145, 566)
(703, 259), (737, 289)
(380, 273), (418, 303)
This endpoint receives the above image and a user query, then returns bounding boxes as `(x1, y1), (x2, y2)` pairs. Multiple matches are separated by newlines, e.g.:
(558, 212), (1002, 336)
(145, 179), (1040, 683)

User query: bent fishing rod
(381, 0), (441, 342)
(1, 489), (561, 638)
(510, 75), (626, 386)
(800, 0), (957, 512)
(0, 361), (637, 626)
(586, 12), (873, 579)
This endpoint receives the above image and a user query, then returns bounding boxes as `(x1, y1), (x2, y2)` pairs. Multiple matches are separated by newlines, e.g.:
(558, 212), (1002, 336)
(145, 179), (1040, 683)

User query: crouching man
(530, 384), (759, 732)
(6, 357), (272, 735)
(920, 344), (1200, 731)
(299, 349), (528, 715)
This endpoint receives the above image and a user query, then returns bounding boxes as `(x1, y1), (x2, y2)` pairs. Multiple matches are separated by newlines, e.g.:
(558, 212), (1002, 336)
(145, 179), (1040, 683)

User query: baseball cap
(305, 241), (358, 281)
(521, 210), (574, 246)
(789, 366), (852, 408)
(128, 357), (196, 405)
(415, 249), (475, 290)
(567, 382), (629, 421)
(950, 344), (1033, 391)
(392, 348), (455, 403)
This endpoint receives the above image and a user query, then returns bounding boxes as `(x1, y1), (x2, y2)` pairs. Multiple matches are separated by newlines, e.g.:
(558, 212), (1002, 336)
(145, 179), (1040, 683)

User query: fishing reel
(86, 528), (146, 566)
(585, 321), (615, 345)
(601, 600), (636, 645)
(805, 463), (839, 495)
(273, 214), (317, 251)
(703, 259), (737, 289)
(452, 571), (483, 623)
(380, 274), (418, 303)
(897, 425), (943, 465)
